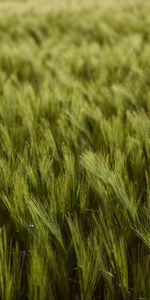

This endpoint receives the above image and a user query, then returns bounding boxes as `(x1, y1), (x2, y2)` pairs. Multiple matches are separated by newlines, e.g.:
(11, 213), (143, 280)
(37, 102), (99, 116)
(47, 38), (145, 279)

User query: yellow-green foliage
(0, 0), (150, 299)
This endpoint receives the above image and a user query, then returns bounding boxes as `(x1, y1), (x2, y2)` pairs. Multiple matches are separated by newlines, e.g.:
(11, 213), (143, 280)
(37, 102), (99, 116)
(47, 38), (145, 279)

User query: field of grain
(0, 0), (150, 299)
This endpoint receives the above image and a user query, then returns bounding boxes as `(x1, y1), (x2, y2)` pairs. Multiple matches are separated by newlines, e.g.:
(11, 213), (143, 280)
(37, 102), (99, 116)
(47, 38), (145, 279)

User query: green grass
(0, 0), (150, 299)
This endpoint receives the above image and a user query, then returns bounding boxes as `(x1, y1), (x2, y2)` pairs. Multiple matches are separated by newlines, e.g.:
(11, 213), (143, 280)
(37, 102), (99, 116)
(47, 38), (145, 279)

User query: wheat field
(0, 0), (150, 299)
